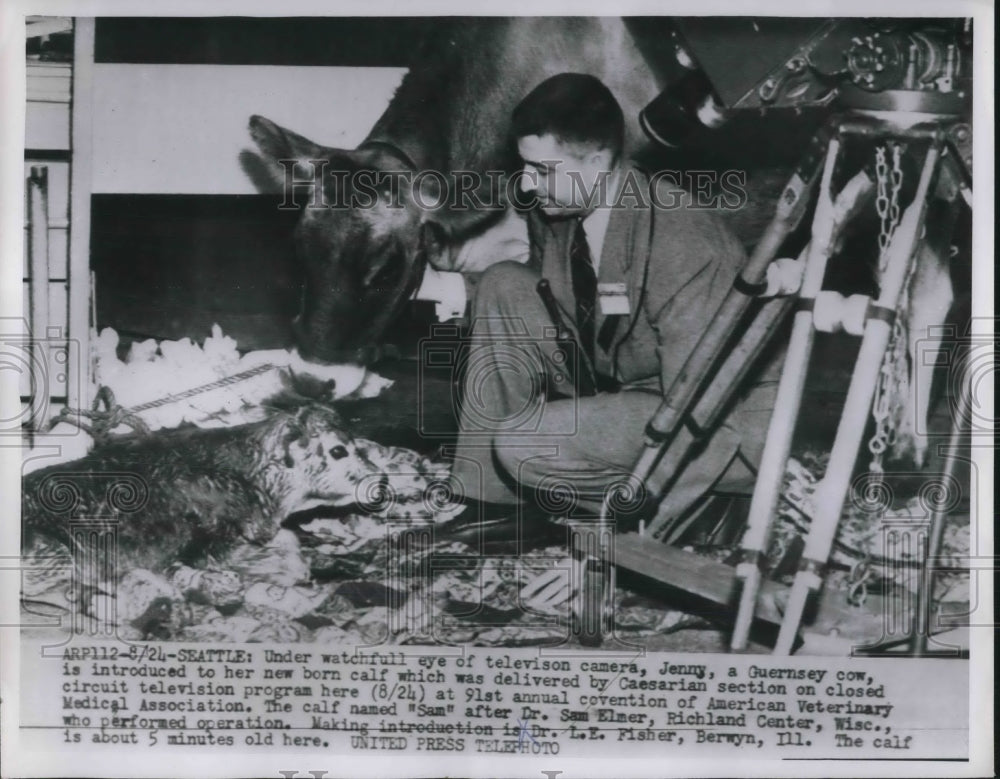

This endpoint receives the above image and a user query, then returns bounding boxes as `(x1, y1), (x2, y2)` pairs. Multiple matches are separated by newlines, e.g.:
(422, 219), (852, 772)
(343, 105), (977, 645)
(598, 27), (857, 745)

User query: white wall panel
(25, 102), (70, 150)
(91, 64), (405, 194)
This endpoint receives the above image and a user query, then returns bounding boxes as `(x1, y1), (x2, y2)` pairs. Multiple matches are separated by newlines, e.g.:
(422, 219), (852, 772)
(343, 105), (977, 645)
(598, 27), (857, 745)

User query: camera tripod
(584, 111), (971, 654)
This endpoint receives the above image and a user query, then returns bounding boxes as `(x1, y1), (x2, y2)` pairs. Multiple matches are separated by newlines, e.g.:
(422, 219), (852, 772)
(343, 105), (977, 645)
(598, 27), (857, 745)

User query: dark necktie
(570, 217), (597, 368)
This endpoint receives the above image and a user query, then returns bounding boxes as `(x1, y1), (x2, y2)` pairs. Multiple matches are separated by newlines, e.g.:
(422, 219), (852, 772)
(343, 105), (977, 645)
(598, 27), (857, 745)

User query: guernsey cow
(246, 18), (967, 468)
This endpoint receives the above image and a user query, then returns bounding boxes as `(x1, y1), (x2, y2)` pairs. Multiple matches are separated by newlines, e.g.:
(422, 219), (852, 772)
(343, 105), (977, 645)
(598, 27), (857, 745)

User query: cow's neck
(361, 20), (515, 175)
(357, 138), (420, 172)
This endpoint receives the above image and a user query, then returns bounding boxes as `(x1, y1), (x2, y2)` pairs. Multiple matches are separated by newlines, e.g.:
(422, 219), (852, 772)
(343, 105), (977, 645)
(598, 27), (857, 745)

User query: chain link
(875, 143), (904, 273)
(847, 554), (874, 607)
(874, 146), (889, 252)
(888, 144), (903, 252)
(869, 142), (906, 475)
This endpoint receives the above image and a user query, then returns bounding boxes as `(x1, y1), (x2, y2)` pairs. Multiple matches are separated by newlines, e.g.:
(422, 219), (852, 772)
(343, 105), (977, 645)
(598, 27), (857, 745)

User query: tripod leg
(729, 137), (848, 650)
(626, 129), (828, 490)
(645, 295), (794, 536)
(644, 164), (875, 540)
(911, 364), (969, 655)
(586, 127), (832, 647)
(726, 168), (875, 648)
(773, 140), (943, 655)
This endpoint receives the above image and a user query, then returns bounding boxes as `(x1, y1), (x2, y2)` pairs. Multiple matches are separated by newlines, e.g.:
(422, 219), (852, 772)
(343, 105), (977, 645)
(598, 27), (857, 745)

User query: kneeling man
(449, 73), (775, 565)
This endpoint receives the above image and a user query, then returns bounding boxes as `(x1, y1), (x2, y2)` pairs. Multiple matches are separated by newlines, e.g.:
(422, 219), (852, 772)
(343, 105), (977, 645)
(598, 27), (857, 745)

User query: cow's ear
(244, 115), (353, 195)
(249, 115), (327, 164)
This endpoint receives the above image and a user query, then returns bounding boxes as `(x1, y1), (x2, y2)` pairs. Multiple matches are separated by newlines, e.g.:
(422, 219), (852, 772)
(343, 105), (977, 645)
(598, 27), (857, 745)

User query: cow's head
(246, 116), (459, 365)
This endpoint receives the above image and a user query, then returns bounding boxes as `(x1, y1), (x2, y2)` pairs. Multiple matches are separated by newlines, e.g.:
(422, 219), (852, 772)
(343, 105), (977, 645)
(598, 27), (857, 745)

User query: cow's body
(247, 17), (965, 469)
(367, 19), (659, 179)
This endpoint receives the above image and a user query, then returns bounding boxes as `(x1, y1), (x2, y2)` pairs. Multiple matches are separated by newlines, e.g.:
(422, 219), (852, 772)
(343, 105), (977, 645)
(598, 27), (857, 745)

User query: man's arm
(446, 206), (531, 274)
(414, 207), (531, 319)
(645, 201), (745, 393)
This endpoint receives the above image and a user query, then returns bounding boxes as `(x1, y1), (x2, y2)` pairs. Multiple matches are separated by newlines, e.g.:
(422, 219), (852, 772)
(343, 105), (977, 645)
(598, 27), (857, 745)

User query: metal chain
(874, 147), (889, 254)
(869, 143), (905, 474)
(888, 146), (903, 255)
(875, 143), (903, 274)
(847, 554), (874, 607)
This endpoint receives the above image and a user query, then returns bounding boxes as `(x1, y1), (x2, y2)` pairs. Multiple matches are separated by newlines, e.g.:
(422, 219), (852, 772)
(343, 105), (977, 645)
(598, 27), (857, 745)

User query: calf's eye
(329, 445), (349, 460)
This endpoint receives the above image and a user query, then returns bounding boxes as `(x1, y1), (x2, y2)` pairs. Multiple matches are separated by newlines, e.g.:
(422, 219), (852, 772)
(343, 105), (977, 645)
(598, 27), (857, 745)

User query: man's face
(516, 133), (615, 219)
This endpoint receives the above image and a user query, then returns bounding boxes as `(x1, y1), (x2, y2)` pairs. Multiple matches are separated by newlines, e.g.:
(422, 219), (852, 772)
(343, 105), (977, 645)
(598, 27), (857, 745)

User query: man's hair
(511, 73), (625, 160)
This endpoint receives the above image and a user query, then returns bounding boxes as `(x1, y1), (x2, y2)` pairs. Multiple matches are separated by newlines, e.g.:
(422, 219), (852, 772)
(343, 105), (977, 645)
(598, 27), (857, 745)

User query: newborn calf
(22, 405), (380, 575)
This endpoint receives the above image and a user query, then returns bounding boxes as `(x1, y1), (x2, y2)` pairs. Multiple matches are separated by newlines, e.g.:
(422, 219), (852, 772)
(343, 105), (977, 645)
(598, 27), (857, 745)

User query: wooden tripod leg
(729, 137), (845, 650)
(773, 140), (943, 656)
(644, 165), (876, 541)
(645, 295), (794, 536)
(727, 166), (876, 649)
(625, 130), (828, 492)
(585, 134), (831, 647)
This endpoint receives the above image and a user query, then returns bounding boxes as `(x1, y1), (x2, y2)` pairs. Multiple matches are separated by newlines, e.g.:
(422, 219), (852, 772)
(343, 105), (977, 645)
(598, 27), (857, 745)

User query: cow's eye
(329, 445), (349, 460)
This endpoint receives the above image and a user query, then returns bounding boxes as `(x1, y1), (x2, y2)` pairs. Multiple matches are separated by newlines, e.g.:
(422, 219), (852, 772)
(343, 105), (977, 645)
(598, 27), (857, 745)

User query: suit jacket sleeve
(644, 190), (745, 394)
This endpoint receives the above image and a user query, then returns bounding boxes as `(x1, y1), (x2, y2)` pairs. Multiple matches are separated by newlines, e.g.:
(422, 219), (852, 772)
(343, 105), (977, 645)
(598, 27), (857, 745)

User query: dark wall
(94, 17), (433, 65)
(91, 196), (302, 348)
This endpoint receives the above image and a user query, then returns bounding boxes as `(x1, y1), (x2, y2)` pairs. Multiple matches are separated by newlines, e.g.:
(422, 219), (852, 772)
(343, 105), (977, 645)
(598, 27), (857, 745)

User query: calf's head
(271, 405), (381, 514)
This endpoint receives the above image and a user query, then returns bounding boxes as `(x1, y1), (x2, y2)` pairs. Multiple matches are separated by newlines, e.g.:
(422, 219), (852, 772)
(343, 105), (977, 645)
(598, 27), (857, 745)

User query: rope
(48, 362), (279, 441)
(125, 363), (276, 412)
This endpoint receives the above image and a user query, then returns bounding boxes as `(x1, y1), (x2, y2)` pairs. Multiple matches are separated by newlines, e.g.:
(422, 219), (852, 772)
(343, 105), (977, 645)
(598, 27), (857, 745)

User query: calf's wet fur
(22, 406), (381, 575)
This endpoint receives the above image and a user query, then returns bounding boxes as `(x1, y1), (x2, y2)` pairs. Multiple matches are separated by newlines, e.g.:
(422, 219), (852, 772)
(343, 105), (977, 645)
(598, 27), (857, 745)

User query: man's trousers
(449, 261), (777, 520)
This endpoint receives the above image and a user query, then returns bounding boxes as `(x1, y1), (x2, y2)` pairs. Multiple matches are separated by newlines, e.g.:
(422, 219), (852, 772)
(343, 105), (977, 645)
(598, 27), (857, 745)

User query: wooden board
(613, 532), (897, 648)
